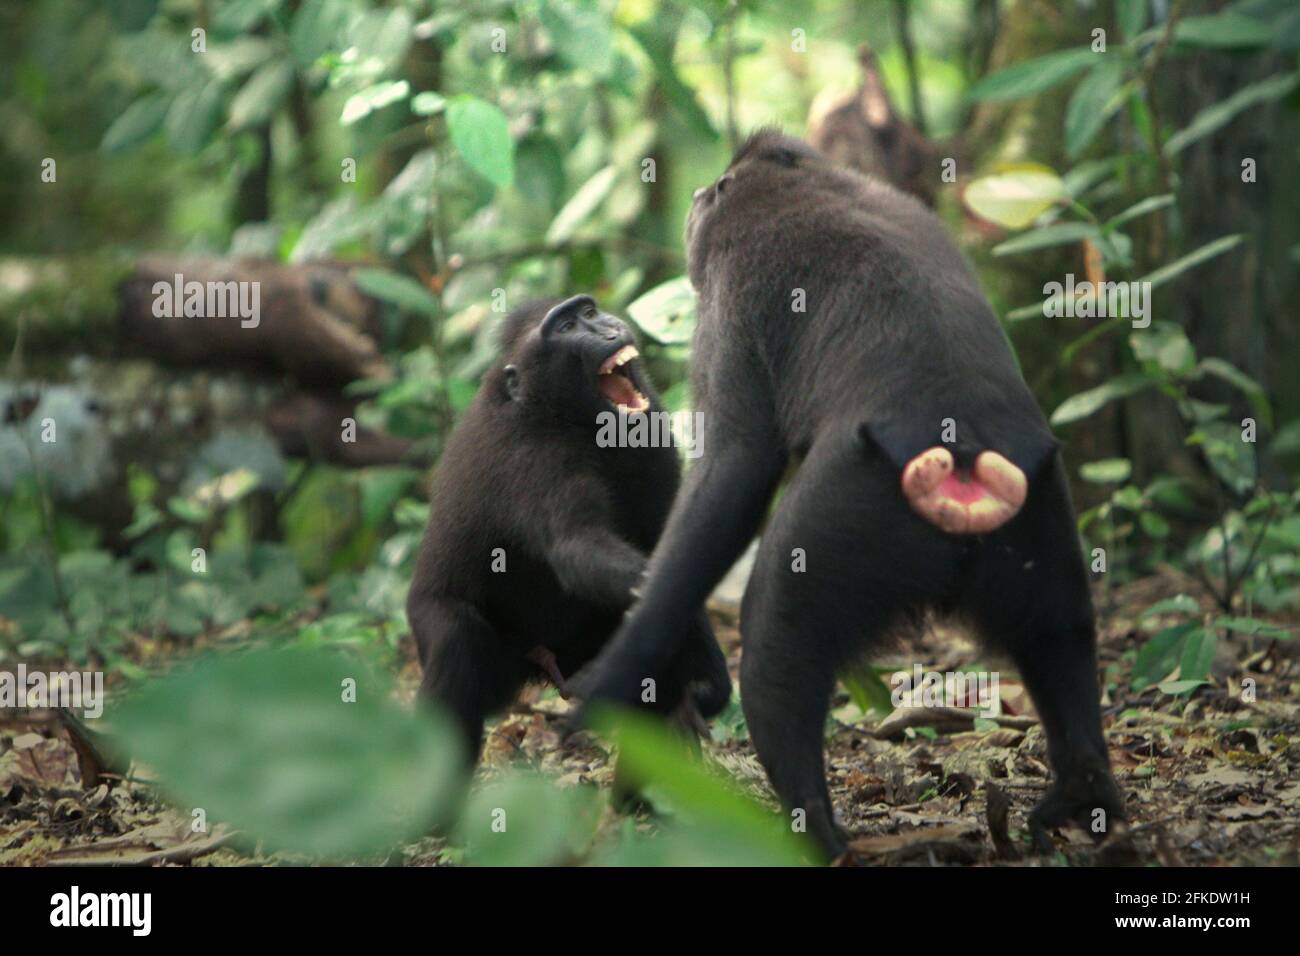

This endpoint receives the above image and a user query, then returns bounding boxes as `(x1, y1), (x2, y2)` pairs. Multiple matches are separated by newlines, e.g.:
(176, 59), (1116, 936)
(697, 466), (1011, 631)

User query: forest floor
(2, 567), (1297, 867)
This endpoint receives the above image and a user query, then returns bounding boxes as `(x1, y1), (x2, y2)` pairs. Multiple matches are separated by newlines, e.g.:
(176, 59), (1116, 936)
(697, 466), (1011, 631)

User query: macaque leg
(967, 457), (1124, 848)
(410, 596), (528, 764)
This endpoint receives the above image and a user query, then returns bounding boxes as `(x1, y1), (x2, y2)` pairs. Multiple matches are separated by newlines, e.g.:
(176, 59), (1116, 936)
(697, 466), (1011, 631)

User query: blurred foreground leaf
(587, 707), (811, 865)
(109, 646), (464, 858)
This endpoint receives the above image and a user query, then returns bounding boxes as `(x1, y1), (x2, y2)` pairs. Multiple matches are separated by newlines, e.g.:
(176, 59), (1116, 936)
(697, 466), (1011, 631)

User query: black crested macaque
(579, 131), (1124, 858)
(407, 295), (731, 763)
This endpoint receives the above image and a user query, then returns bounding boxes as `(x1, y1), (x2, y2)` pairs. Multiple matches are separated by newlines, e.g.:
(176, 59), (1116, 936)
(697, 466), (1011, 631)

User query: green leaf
(290, 0), (350, 67)
(445, 95), (514, 189)
(963, 163), (1067, 229)
(1105, 193), (1174, 230)
(100, 92), (171, 154)
(992, 221), (1098, 256)
(1118, 0), (1147, 40)
(1050, 373), (1150, 426)
(1197, 358), (1271, 428)
(545, 165), (618, 244)
(587, 706), (810, 864)
(1138, 234), (1245, 290)
(1065, 60), (1125, 159)
(410, 91), (447, 115)
(967, 48), (1099, 102)
(841, 668), (895, 716)
(539, 0), (614, 77)
(628, 24), (718, 141)
(1214, 616), (1291, 639)
(108, 647), (465, 857)
(626, 276), (697, 345)
(347, 7), (414, 73)
(1164, 72), (1298, 156)
(165, 79), (224, 155)
(1080, 458), (1132, 484)
(1158, 679), (1207, 696)
(1142, 594), (1199, 618)
(1179, 627), (1217, 683)
(1132, 623), (1196, 690)
(353, 268), (440, 316)
(1131, 324), (1196, 374)
(1175, 13), (1272, 48)
(341, 80), (410, 125)
(228, 61), (294, 129)
(457, 774), (602, 866)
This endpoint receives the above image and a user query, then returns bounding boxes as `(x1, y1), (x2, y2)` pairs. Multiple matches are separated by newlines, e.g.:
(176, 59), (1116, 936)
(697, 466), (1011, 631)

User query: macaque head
(500, 295), (653, 423)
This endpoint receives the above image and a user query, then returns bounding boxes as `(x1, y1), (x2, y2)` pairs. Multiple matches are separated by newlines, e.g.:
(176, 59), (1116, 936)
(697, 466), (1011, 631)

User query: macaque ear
(503, 364), (521, 401)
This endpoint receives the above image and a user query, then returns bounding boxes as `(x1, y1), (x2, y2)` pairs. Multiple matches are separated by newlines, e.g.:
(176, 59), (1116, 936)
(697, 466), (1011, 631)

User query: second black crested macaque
(578, 131), (1125, 859)
(406, 295), (731, 763)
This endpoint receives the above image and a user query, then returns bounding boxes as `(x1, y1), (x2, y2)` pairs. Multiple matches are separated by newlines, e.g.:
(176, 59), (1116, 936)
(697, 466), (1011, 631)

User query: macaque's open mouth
(597, 345), (650, 413)
(901, 447), (1028, 534)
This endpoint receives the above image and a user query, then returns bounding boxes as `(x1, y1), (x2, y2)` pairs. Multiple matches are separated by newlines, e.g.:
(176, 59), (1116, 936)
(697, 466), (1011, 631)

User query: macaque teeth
(599, 346), (640, 375)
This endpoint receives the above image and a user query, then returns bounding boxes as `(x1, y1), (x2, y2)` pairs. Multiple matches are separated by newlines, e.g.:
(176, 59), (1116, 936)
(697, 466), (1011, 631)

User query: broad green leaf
(1132, 622), (1196, 690)
(588, 706), (810, 864)
(626, 276), (697, 345)
(1050, 373), (1150, 426)
(1214, 616), (1291, 639)
(539, 0), (614, 77)
(353, 268), (440, 316)
(228, 61), (294, 129)
(1138, 234), (1245, 289)
(347, 6), (414, 73)
(964, 164), (1066, 229)
(214, 0), (281, 34)
(290, 0), (350, 67)
(108, 647), (465, 857)
(341, 80), (410, 125)
(1141, 509), (1169, 537)
(165, 79), (224, 155)
(628, 24), (718, 141)
(1175, 13), (1272, 47)
(1080, 458), (1132, 484)
(546, 165), (618, 244)
(967, 48), (1098, 101)
(1065, 60), (1125, 158)
(992, 221), (1098, 256)
(841, 668), (895, 716)
(457, 774), (601, 866)
(1164, 72), (1298, 156)
(1118, 0), (1147, 39)
(1179, 627), (1217, 683)
(445, 95), (514, 189)
(100, 92), (171, 154)
(1131, 324), (1196, 374)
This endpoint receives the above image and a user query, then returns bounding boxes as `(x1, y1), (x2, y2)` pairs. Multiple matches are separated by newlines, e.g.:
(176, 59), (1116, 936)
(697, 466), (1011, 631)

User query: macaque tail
(899, 445), (1027, 534)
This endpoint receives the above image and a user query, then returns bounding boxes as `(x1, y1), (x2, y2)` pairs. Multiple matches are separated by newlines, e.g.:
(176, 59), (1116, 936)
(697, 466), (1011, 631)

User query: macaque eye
(560, 319), (576, 333)
(583, 306), (597, 320)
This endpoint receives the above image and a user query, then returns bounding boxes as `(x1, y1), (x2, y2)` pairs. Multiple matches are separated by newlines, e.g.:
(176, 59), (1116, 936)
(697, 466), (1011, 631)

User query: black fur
(407, 295), (730, 763)
(579, 131), (1123, 859)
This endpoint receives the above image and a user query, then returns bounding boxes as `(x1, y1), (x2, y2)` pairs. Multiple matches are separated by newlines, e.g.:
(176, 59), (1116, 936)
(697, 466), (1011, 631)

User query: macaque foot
(1028, 767), (1126, 853)
(900, 446), (1027, 534)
